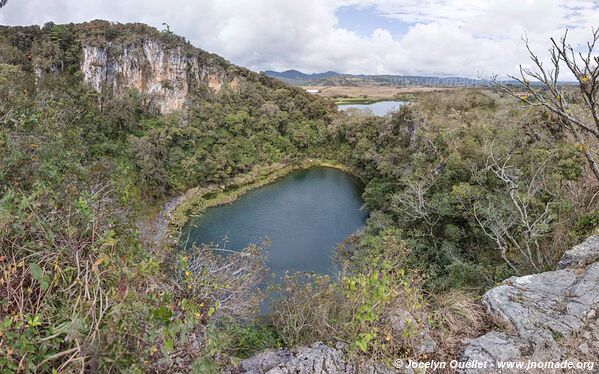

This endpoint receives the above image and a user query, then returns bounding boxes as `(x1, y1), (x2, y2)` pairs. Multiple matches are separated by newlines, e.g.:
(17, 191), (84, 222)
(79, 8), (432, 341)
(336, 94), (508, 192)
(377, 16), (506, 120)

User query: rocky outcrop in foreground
(234, 236), (599, 374)
(231, 342), (397, 374)
(461, 235), (599, 373)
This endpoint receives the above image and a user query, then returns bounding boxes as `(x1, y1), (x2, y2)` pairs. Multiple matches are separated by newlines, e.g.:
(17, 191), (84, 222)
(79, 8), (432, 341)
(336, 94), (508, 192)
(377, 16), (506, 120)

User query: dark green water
(181, 167), (367, 280)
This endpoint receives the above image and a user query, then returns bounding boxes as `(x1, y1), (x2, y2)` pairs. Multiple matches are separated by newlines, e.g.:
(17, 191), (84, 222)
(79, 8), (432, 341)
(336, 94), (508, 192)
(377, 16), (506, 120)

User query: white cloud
(1, 0), (598, 78)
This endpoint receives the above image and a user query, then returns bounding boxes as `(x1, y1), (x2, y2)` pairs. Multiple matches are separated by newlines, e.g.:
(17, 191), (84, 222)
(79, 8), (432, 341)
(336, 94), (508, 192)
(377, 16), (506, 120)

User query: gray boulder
(265, 342), (355, 374)
(236, 342), (399, 374)
(557, 235), (599, 269)
(460, 237), (599, 373)
(387, 308), (436, 356)
(238, 349), (294, 374)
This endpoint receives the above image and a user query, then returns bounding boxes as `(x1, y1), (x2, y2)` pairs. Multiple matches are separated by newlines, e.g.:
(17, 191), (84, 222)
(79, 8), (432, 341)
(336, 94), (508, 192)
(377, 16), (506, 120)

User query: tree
(0, 0), (8, 9)
(470, 148), (557, 272)
(492, 29), (599, 182)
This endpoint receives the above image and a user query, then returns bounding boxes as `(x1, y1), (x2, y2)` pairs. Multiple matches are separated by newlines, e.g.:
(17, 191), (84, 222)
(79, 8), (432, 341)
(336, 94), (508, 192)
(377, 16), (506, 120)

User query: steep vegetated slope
(0, 20), (597, 373)
(0, 20), (337, 372)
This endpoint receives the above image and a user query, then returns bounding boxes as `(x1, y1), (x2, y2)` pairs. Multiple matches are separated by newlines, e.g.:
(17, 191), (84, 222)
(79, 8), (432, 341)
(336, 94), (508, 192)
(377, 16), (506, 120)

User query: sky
(1, 0), (598, 78)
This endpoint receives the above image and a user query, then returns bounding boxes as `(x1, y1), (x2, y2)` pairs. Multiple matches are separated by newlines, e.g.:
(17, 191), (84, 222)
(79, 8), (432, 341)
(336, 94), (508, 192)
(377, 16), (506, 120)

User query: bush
(269, 274), (347, 347)
(270, 258), (427, 361)
(428, 290), (489, 362)
(206, 319), (282, 359)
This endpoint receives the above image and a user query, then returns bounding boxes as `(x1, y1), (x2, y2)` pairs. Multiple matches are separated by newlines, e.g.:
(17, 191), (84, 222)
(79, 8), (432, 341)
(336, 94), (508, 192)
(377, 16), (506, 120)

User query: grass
(333, 94), (418, 105)
(303, 85), (460, 104)
(334, 97), (385, 105)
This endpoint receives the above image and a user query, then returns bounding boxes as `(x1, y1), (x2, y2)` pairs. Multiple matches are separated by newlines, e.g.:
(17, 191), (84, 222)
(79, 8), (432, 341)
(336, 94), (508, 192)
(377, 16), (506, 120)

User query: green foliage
(0, 184), (219, 371)
(572, 210), (599, 241)
(270, 260), (426, 361)
(190, 357), (220, 374)
(336, 90), (591, 289)
(28, 263), (49, 291)
(343, 266), (402, 355)
(0, 21), (596, 370)
(206, 319), (283, 359)
(0, 29), (322, 368)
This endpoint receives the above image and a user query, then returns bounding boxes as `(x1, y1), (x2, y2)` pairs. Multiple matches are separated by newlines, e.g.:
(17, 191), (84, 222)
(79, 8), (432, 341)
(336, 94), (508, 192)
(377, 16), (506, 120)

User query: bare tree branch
(491, 29), (599, 181)
(460, 142), (558, 272)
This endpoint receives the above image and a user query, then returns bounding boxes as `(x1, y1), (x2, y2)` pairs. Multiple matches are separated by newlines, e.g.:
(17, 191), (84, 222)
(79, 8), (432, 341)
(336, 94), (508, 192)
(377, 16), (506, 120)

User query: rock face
(557, 235), (599, 269)
(233, 307), (437, 374)
(387, 308), (436, 356)
(237, 348), (295, 374)
(235, 236), (599, 374)
(81, 39), (239, 113)
(234, 342), (398, 374)
(461, 235), (599, 373)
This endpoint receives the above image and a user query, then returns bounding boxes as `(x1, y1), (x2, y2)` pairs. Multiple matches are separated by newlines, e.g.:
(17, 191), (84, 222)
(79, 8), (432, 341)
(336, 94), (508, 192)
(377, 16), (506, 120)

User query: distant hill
(263, 70), (484, 87)
(262, 70), (341, 84)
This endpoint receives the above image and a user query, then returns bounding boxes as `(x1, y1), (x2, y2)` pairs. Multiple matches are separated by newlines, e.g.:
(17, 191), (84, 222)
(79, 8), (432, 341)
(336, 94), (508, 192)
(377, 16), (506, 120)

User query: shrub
(206, 319), (282, 359)
(270, 258), (427, 361)
(428, 290), (489, 362)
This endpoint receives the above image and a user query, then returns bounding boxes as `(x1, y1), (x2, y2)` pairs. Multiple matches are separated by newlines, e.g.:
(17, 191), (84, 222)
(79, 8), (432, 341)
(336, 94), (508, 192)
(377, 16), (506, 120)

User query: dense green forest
(1, 22), (598, 372)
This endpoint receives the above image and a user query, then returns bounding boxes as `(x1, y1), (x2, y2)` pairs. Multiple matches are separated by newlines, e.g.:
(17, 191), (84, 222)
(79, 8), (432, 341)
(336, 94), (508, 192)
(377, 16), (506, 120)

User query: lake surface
(338, 100), (407, 116)
(181, 167), (368, 282)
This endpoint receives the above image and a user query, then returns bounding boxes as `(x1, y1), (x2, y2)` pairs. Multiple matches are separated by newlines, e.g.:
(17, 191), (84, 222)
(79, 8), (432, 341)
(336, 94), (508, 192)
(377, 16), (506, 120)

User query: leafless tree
(470, 146), (556, 273)
(391, 178), (441, 238)
(492, 29), (599, 182)
(0, 0), (8, 9)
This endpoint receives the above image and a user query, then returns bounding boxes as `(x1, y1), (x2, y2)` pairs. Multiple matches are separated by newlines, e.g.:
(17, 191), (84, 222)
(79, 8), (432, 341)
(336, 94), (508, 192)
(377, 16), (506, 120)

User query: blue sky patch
(335, 5), (412, 39)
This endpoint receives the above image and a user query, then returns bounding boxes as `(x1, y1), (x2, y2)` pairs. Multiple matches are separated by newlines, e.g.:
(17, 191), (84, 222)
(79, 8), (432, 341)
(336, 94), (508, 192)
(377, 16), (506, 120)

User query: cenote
(180, 167), (368, 285)
(338, 100), (407, 116)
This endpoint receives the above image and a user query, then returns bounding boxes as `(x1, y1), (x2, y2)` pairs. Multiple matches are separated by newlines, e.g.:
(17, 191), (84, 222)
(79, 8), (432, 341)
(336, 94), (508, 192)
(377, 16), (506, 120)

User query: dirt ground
(300, 85), (460, 99)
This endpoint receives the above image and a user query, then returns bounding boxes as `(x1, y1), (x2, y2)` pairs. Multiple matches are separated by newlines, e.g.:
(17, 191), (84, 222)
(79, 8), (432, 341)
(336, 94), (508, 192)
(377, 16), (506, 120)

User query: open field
(301, 85), (461, 103)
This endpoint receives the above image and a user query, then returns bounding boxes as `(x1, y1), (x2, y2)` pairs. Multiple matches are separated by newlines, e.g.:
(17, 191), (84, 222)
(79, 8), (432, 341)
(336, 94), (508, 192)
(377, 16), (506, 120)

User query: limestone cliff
(80, 38), (239, 113)
(0, 21), (304, 114)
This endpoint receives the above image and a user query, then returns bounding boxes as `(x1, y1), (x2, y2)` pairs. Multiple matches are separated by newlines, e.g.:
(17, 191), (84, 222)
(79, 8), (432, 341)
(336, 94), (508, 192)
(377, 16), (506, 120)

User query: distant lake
(338, 100), (407, 116)
(181, 167), (367, 285)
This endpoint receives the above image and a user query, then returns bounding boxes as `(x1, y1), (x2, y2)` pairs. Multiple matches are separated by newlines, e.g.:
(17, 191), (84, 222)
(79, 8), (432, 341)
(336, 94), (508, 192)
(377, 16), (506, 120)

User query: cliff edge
(461, 235), (599, 373)
(234, 236), (599, 374)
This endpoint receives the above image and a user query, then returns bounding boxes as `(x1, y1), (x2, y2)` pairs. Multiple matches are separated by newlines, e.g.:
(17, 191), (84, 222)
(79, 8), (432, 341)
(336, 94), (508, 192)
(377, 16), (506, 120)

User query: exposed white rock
(80, 39), (239, 113)
(557, 235), (599, 270)
(238, 348), (294, 374)
(234, 342), (400, 374)
(460, 237), (599, 373)
(81, 45), (108, 93)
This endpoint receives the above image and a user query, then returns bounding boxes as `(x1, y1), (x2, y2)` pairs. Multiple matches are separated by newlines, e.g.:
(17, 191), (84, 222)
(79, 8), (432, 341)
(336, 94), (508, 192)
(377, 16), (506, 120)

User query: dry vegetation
(2, 21), (599, 373)
(301, 85), (460, 101)
(428, 290), (490, 369)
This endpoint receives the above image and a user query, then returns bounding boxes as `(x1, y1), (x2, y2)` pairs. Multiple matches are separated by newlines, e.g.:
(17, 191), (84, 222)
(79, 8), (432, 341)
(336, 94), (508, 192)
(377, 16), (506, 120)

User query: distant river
(338, 100), (407, 115)
(180, 167), (368, 284)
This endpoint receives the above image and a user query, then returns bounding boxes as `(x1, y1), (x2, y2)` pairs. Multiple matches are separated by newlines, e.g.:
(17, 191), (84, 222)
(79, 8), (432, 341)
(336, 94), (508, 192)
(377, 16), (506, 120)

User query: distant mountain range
(262, 70), (341, 83)
(262, 69), (484, 87)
